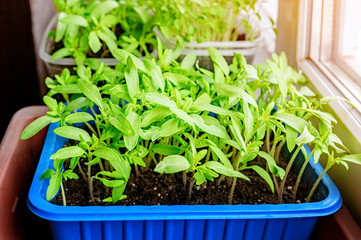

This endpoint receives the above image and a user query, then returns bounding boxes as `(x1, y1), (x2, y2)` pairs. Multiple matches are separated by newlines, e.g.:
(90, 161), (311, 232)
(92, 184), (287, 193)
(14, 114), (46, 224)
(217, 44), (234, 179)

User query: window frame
(296, 0), (361, 142)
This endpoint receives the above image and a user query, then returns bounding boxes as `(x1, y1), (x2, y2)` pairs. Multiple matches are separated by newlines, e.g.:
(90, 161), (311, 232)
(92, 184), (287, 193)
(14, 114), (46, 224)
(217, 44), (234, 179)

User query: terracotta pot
(311, 204), (361, 240)
(0, 106), (51, 239)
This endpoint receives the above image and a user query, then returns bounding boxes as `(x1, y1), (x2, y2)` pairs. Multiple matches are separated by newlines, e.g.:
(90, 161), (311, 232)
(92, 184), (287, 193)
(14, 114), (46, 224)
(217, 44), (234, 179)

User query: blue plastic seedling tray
(28, 122), (342, 240)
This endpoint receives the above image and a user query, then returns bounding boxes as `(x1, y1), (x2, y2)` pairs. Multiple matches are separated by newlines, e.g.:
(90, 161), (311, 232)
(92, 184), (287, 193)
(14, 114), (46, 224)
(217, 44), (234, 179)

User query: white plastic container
(154, 24), (263, 69)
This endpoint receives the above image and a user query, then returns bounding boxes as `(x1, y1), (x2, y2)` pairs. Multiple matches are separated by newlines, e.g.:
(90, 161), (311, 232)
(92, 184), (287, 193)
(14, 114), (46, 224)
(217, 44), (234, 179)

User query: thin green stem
(306, 163), (333, 203)
(77, 162), (87, 182)
(60, 180), (67, 206)
(275, 141), (285, 164)
(293, 149), (315, 202)
(134, 164), (140, 177)
(205, 148), (211, 163)
(89, 106), (101, 137)
(188, 179), (196, 200)
(278, 145), (302, 203)
(228, 177), (237, 204)
(183, 171), (187, 187)
(88, 164), (95, 204)
(266, 129), (271, 154)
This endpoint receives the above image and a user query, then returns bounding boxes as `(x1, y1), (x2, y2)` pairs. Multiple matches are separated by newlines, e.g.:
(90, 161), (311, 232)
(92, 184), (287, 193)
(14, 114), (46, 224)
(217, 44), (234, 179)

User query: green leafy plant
(22, 46), (361, 206)
(49, 0), (157, 64)
(144, 0), (273, 42)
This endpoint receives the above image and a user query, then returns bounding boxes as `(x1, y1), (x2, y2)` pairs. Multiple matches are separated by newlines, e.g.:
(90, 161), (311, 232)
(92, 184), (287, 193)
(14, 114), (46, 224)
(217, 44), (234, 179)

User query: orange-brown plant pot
(0, 106), (50, 239)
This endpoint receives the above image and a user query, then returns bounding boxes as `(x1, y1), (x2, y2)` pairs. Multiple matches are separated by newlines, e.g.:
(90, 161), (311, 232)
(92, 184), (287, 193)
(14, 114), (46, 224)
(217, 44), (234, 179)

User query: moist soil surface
(54, 156), (314, 206)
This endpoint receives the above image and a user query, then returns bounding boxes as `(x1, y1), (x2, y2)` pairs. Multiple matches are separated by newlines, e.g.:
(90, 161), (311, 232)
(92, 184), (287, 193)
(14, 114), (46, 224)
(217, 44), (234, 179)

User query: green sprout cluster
(21, 44), (361, 206)
(50, 0), (157, 64)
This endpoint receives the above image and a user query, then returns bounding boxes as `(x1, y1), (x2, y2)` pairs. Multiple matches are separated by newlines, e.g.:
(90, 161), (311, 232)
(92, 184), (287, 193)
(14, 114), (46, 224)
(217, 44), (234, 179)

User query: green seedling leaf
(194, 149), (208, 163)
(209, 145), (233, 168)
(273, 112), (308, 133)
(53, 84), (82, 94)
(152, 144), (184, 155)
(89, 31), (102, 53)
(191, 114), (229, 139)
(192, 93), (212, 106)
(330, 133), (350, 153)
(230, 116), (247, 150)
(258, 151), (285, 179)
(40, 169), (55, 180)
(242, 99), (254, 142)
(246, 165), (274, 193)
(106, 84), (130, 100)
(266, 59), (287, 104)
(296, 126), (315, 145)
(205, 161), (249, 180)
(96, 170), (124, 179)
(78, 78), (103, 108)
(299, 86), (316, 97)
(214, 82), (242, 97)
(46, 172), (62, 201)
(70, 156), (80, 169)
(65, 112), (94, 124)
(112, 185), (127, 203)
(93, 146), (121, 163)
(51, 48), (72, 60)
(20, 115), (53, 140)
(133, 5), (151, 23)
(51, 146), (85, 160)
(340, 154), (361, 165)
(158, 119), (186, 138)
(132, 157), (146, 167)
(60, 15), (88, 27)
(169, 106), (194, 127)
(286, 125), (298, 152)
(241, 90), (258, 109)
(43, 96), (57, 111)
(102, 195), (127, 203)
(181, 53), (197, 69)
(124, 112), (141, 151)
(66, 97), (90, 111)
(54, 126), (91, 142)
(109, 114), (135, 136)
(93, 146), (129, 176)
(92, 1), (119, 18)
(165, 37), (183, 64)
(239, 152), (258, 164)
(124, 56), (139, 99)
(144, 59), (165, 92)
(55, 12), (67, 42)
(111, 49), (145, 71)
(195, 104), (235, 116)
(97, 178), (125, 188)
(221, 140), (242, 151)
(193, 171), (207, 185)
(320, 96), (353, 107)
(141, 106), (172, 127)
(154, 155), (190, 174)
(54, 157), (66, 171)
(208, 47), (229, 76)
(63, 170), (78, 180)
(163, 72), (195, 87)
(241, 64), (258, 79)
(138, 93), (176, 108)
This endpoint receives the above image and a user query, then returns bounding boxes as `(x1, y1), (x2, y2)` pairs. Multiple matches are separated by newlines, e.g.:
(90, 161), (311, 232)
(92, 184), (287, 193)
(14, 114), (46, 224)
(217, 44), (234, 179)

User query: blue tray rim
(28, 122), (342, 221)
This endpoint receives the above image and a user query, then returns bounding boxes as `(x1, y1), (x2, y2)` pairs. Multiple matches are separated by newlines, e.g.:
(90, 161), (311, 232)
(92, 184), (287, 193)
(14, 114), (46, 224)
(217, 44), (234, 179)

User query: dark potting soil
(54, 155), (313, 206)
